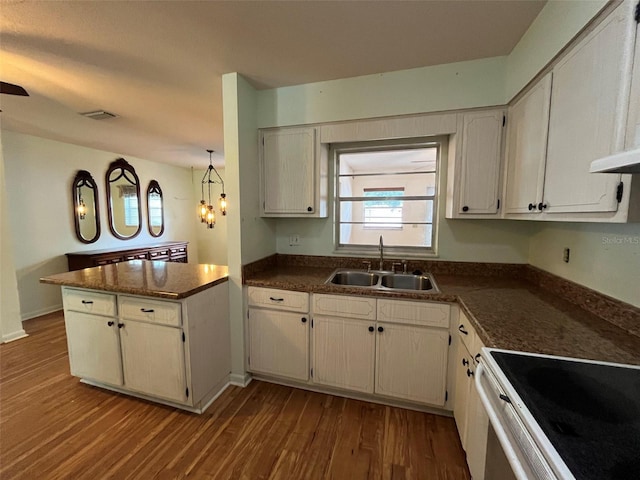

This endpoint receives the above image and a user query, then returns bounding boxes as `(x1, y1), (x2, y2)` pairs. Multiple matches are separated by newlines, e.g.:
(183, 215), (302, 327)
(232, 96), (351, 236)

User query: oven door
(475, 362), (571, 480)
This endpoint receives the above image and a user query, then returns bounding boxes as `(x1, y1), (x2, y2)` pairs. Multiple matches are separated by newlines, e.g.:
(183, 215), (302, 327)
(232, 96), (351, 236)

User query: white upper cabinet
(259, 126), (328, 217)
(446, 108), (505, 218)
(502, 1), (640, 222)
(503, 73), (552, 215)
(543, 2), (633, 215)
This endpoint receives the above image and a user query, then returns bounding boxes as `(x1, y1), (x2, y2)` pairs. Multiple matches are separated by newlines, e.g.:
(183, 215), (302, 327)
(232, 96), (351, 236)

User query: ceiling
(0, 0), (546, 169)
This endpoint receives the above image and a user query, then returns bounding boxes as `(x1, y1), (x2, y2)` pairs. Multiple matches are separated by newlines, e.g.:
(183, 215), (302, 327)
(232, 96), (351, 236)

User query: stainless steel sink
(325, 269), (439, 293)
(329, 271), (380, 286)
(380, 273), (435, 291)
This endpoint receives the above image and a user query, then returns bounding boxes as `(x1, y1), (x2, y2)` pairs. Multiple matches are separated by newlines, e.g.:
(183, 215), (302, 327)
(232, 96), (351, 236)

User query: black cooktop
(492, 352), (640, 480)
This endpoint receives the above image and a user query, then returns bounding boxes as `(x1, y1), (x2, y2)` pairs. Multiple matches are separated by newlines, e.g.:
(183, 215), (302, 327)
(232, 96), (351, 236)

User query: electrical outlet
(563, 248), (570, 263)
(289, 234), (300, 246)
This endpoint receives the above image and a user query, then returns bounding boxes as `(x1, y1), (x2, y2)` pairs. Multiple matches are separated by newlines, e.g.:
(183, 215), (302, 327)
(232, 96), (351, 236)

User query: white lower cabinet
(247, 287), (310, 381)
(246, 289), (453, 409)
(376, 322), (449, 406)
(62, 284), (230, 413)
(453, 310), (489, 480)
(312, 316), (375, 393)
(248, 309), (309, 381)
(310, 294), (450, 407)
(64, 310), (123, 387)
(119, 319), (187, 404)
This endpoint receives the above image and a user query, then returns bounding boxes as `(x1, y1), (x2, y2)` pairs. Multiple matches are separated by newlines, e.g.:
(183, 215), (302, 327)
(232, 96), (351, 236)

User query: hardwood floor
(1, 312), (470, 480)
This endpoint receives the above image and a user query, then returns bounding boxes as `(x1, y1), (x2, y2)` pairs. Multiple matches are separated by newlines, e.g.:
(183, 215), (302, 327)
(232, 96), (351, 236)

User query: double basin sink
(326, 268), (439, 293)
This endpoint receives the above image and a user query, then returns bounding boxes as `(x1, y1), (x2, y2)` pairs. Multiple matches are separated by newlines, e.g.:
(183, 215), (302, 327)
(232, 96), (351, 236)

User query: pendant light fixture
(199, 149), (226, 229)
(77, 195), (87, 219)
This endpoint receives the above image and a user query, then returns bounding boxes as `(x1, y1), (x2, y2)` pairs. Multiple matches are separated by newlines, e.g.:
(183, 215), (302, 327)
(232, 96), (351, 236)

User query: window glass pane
(339, 223), (433, 248)
(339, 173), (436, 199)
(340, 199), (435, 224)
(339, 148), (437, 175)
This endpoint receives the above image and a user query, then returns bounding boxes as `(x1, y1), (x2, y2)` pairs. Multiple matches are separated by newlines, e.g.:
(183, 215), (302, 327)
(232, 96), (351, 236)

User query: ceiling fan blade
(0, 81), (29, 96)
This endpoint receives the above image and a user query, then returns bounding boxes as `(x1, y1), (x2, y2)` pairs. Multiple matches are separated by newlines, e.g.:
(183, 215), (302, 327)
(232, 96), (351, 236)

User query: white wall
(505, 0), (608, 101)
(529, 222), (640, 307)
(0, 133), (27, 342)
(257, 56), (506, 128)
(223, 73), (277, 382)
(2, 130), (199, 320)
(192, 167), (228, 266)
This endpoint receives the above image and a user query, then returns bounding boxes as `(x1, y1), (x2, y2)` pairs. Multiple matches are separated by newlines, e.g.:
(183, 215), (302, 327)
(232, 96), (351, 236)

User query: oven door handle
(475, 363), (539, 480)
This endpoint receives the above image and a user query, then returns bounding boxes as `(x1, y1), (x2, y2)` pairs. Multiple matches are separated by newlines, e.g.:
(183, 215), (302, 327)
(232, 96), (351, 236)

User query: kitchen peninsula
(40, 260), (230, 413)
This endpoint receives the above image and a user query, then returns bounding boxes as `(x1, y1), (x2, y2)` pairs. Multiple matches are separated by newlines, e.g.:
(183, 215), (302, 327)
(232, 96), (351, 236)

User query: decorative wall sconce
(199, 149), (226, 229)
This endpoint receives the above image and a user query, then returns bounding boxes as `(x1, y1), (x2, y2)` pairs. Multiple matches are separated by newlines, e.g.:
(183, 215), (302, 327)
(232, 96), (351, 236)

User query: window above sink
(333, 137), (444, 258)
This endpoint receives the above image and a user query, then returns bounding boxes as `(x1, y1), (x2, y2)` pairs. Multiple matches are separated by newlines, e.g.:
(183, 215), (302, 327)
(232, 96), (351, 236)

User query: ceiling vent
(81, 110), (118, 120)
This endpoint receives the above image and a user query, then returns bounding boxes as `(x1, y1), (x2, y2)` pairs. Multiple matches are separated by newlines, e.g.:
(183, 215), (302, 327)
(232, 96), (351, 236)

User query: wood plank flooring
(0, 312), (470, 480)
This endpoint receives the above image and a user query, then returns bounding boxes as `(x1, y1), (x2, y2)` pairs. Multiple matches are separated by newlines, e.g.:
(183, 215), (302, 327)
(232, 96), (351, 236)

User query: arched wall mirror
(147, 180), (165, 237)
(106, 158), (141, 240)
(72, 170), (101, 244)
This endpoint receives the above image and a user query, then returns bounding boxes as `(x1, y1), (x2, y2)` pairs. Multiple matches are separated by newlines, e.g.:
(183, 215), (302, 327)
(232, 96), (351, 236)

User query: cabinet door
(458, 110), (504, 214)
(544, 5), (631, 213)
(453, 344), (472, 449)
(248, 308), (309, 381)
(65, 311), (123, 386)
(261, 127), (316, 215)
(466, 362), (489, 480)
(312, 316), (375, 393)
(375, 323), (449, 405)
(119, 320), (188, 404)
(504, 73), (552, 215)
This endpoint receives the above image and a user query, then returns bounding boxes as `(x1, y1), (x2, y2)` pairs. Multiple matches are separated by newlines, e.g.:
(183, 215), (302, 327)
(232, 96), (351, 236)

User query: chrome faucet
(378, 235), (384, 271)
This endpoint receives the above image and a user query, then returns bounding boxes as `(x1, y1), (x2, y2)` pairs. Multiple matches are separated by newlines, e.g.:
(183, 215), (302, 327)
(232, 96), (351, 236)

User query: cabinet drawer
(457, 310), (478, 353)
(377, 299), (450, 328)
(148, 249), (170, 261)
(313, 294), (376, 320)
(247, 287), (309, 313)
(63, 288), (117, 316)
(120, 296), (182, 326)
(94, 255), (123, 266)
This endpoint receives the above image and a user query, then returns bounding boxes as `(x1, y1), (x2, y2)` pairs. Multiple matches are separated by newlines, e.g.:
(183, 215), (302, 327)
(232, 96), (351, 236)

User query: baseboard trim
(229, 372), (252, 387)
(21, 304), (63, 322)
(2, 329), (29, 343)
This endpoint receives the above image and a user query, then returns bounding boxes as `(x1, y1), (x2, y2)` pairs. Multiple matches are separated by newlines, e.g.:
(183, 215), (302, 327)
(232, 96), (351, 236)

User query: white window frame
(333, 137), (441, 257)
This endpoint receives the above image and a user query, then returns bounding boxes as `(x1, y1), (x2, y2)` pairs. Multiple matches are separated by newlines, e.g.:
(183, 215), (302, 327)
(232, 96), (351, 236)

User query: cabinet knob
(475, 353), (481, 362)
(307, 206), (313, 212)
(377, 326), (384, 333)
(368, 326), (374, 332)
(117, 323), (125, 329)
(107, 321), (115, 327)
(81, 300), (94, 305)
(538, 202), (547, 211)
(140, 308), (155, 313)
(467, 368), (474, 377)
(462, 206), (469, 212)
(462, 358), (469, 366)
(528, 203), (535, 211)
(458, 325), (468, 335)
(301, 317), (307, 323)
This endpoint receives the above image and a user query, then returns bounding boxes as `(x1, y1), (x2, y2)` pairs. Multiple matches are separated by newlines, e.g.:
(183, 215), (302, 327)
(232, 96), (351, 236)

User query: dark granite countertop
(41, 260), (228, 299)
(244, 262), (640, 366)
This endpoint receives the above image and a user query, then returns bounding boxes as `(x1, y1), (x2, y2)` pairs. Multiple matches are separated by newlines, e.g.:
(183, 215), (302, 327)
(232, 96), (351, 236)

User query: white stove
(476, 349), (640, 480)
